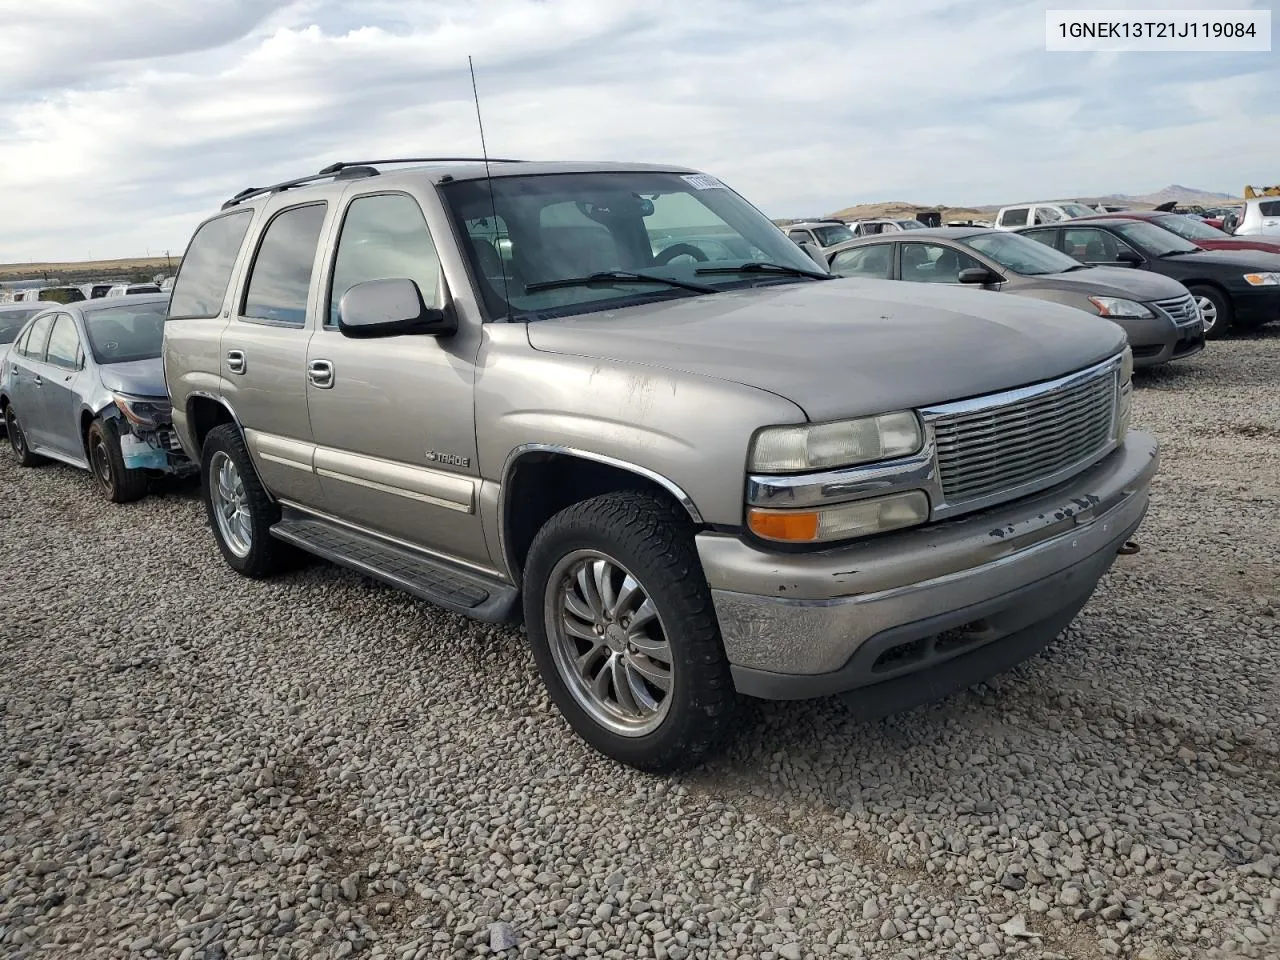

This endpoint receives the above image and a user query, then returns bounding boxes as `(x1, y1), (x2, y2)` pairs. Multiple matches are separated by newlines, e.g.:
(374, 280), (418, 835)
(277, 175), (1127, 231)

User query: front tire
(5, 405), (45, 467)
(200, 423), (296, 578)
(1189, 285), (1232, 339)
(523, 491), (739, 773)
(87, 418), (150, 503)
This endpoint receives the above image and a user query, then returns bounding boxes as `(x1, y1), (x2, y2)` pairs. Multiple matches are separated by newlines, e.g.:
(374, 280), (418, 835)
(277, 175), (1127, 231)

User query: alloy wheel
(209, 450), (253, 558)
(545, 550), (674, 737)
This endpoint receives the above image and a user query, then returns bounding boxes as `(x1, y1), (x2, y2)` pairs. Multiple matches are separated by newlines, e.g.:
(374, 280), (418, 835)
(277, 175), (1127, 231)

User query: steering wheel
(654, 243), (709, 265)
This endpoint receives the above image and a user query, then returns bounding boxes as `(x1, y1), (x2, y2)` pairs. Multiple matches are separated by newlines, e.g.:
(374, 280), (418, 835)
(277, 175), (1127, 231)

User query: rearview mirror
(338, 278), (456, 339)
(957, 267), (999, 285)
(1115, 249), (1142, 266)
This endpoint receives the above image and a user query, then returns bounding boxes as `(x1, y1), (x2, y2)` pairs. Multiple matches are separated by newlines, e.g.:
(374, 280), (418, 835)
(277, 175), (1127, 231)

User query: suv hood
(525, 280), (1126, 421)
(1017, 266), (1188, 301)
(97, 358), (167, 398)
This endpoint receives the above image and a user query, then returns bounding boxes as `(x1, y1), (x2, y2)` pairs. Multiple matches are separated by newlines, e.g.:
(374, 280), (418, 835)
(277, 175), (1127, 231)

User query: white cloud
(0, 0), (1276, 261)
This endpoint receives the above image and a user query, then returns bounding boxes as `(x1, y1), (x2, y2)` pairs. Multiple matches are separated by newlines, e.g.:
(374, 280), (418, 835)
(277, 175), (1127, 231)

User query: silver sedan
(0, 294), (195, 502)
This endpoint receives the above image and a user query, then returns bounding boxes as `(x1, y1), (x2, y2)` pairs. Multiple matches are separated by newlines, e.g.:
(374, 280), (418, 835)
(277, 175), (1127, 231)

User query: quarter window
(829, 244), (893, 279)
(20, 313), (54, 360)
(168, 210), (254, 319)
(242, 203), (328, 325)
(1258, 201), (1280, 217)
(45, 314), (81, 369)
(327, 194), (442, 327)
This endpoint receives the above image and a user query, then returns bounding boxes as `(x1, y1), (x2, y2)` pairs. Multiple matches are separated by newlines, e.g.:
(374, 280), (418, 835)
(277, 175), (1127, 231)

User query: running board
(270, 511), (519, 623)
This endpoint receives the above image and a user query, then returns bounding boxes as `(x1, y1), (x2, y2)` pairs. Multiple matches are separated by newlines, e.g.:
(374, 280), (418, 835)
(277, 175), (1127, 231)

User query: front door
(220, 201), (330, 507)
(38, 312), (89, 461)
(305, 190), (489, 568)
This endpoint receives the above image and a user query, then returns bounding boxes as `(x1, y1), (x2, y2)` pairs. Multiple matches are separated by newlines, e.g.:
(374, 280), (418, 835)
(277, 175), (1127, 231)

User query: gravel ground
(2, 329), (1278, 960)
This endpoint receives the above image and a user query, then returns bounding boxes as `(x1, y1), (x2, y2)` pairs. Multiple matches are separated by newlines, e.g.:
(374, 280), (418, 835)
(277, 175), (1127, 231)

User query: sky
(1, 0), (1276, 263)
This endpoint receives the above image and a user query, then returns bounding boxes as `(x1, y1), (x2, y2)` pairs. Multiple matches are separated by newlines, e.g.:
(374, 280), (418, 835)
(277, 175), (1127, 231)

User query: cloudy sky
(1, 0), (1276, 263)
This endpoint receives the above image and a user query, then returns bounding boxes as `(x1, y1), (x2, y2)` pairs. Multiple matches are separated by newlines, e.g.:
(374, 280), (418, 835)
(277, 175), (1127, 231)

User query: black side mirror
(337, 278), (456, 339)
(1115, 249), (1142, 266)
(957, 267), (999, 285)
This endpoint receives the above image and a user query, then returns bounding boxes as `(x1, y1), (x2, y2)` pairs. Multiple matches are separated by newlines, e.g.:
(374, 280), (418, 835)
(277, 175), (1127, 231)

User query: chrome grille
(1154, 294), (1199, 325)
(927, 361), (1119, 509)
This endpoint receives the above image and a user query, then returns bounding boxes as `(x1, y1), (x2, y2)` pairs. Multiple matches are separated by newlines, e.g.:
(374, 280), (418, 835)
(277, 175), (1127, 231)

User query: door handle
(307, 359), (335, 388)
(32, 374), (43, 387)
(226, 350), (246, 375)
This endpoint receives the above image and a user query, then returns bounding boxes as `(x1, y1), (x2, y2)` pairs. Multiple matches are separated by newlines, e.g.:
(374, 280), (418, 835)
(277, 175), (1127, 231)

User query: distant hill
(1110, 184), (1241, 206)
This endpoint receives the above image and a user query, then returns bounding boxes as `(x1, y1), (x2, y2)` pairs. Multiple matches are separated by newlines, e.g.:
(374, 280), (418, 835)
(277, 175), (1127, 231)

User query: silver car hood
(96, 358), (168, 398)
(525, 280), (1127, 421)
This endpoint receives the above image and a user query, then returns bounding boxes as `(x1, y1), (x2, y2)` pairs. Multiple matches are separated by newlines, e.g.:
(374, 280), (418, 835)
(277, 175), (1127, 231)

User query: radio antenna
(468, 55), (511, 318)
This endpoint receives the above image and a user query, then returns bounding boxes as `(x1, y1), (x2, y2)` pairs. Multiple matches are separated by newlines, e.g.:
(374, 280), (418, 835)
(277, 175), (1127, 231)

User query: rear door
(8, 312), (55, 445)
(220, 201), (331, 507)
(38, 311), (89, 461)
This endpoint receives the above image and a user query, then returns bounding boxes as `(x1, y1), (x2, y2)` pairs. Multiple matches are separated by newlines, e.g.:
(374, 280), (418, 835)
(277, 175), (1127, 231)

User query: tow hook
(1117, 540), (1141, 556)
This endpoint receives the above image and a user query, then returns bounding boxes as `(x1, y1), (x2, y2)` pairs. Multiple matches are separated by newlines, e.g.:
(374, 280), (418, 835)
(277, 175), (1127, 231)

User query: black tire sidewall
(86, 418), (150, 503)
(522, 492), (736, 772)
(6, 406), (40, 467)
(199, 423), (287, 578)
(1190, 285), (1232, 339)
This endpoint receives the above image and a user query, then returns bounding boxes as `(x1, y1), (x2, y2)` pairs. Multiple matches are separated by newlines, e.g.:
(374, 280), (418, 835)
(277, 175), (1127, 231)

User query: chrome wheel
(209, 450), (252, 559)
(545, 550), (674, 737)
(1195, 295), (1218, 334)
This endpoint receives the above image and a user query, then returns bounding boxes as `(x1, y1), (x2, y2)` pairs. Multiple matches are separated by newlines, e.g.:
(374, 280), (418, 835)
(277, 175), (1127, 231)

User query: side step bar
(270, 510), (520, 624)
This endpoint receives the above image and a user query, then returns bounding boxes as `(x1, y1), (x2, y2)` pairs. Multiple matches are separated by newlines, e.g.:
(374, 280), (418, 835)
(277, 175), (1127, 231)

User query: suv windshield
(964, 231), (1082, 276)
(1111, 220), (1201, 257)
(896, 220), (925, 229)
(84, 300), (168, 364)
(812, 224), (855, 246)
(1059, 203), (1097, 218)
(1152, 214), (1228, 242)
(440, 171), (823, 320)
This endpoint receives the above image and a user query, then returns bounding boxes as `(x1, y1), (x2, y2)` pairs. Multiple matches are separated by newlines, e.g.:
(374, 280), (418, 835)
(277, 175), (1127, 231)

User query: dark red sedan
(1071, 210), (1280, 254)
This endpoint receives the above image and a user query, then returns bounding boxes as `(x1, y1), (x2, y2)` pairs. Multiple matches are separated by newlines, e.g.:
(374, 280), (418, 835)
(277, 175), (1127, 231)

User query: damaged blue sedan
(0, 293), (195, 502)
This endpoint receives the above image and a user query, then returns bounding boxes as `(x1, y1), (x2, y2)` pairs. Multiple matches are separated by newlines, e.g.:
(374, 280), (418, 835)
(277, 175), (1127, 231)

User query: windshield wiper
(1059, 263), (1093, 272)
(524, 271), (718, 294)
(1159, 249), (1199, 258)
(695, 261), (834, 281)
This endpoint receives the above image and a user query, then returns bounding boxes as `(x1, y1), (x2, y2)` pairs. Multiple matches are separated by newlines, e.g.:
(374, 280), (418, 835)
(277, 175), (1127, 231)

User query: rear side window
(1259, 201), (1280, 217)
(1000, 207), (1029, 227)
(169, 209), (254, 319)
(242, 203), (328, 326)
(20, 313), (54, 360)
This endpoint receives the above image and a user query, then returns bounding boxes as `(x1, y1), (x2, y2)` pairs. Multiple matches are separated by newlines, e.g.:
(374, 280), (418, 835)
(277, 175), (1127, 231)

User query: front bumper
(1231, 286), (1280, 327)
(119, 424), (196, 474)
(1131, 319), (1205, 366)
(697, 430), (1158, 703)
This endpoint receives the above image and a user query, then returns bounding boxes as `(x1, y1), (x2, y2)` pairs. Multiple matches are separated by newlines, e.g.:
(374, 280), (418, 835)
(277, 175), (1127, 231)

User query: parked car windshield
(1152, 214), (1230, 242)
(0, 308), (44, 343)
(84, 300), (168, 364)
(1111, 220), (1201, 257)
(440, 171), (823, 321)
(896, 220), (925, 229)
(1058, 203), (1097, 218)
(964, 231), (1082, 275)
(812, 224), (855, 246)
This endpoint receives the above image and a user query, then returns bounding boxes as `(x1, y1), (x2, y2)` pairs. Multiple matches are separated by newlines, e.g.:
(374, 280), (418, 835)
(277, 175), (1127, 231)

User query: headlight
(1088, 296), (1154, 318)
(1120, 344), (1133, 384)
(747, 490), (929, 544)
(750, 411), (922, 473)
(1243, 272), (1280, 286)
(112, 393), (172, 427)
(1115, 346), (1133, 441)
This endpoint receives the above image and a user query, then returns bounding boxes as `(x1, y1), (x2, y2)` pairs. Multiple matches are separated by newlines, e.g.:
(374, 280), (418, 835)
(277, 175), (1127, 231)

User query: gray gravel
(2, 329), (1278, 960)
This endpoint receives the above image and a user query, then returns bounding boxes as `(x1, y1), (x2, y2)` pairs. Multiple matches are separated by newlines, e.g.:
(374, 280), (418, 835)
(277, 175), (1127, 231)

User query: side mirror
(957, 267), (999, 285)
(1115, 249), (1142, 266)
(337, 278), (456, 339)
(796, 241), (828, 268)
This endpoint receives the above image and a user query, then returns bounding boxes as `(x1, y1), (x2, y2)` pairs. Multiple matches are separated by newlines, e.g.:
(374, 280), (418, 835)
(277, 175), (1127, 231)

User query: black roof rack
(221, 156), (529, 210)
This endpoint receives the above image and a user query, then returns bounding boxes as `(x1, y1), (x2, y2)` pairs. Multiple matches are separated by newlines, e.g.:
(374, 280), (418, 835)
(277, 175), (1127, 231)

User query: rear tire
(200, 423), (297, 578)
(87, 418), (150, 503)
(4, 405), (45, 467)
(522, 491), (739, 773)
(1189, 285), (1232, 339)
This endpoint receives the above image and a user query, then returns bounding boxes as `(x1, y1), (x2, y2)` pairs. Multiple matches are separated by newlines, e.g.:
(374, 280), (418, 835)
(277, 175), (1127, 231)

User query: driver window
(829, 244), (892, 279)
(900, 243), (980, 283)
(45, 313), (82, 369)
(1063, 228), (1121, 263)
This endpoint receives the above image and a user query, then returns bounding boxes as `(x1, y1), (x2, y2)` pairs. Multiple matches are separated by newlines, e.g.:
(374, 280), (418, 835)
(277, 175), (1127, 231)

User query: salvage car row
(0, 156), (1245, 774)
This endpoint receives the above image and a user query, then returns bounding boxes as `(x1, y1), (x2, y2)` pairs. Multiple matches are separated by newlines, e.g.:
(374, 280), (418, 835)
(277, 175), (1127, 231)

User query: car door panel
(11, 313), (55, 447)
(40, 313), (88, 461)
(306, 188), (489, 569)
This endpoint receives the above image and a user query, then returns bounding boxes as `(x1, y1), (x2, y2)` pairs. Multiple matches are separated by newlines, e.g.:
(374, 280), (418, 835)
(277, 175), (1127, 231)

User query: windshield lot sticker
(682, 174), (727, 190)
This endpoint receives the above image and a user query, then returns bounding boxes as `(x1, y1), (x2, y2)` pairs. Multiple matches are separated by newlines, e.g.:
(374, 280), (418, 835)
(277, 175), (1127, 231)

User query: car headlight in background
(112, 393), (172, 428)
(750, 411), (923, 473)
(747, 490), (929, 544)
(1242, 272), (1280, 286)
(1088, 296), (1154, 318)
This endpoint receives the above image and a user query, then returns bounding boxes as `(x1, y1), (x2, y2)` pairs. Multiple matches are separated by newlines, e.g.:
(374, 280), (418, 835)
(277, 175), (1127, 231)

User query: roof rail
(221, 156), (529, 209)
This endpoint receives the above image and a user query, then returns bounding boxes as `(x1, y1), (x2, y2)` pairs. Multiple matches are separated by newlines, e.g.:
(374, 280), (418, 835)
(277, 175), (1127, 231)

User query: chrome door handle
(226, 350), (246, 375)
(32, 374), (42, 387)
(307, 359), (334, 388)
